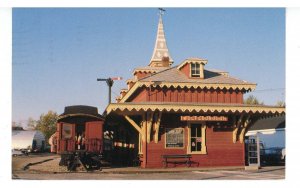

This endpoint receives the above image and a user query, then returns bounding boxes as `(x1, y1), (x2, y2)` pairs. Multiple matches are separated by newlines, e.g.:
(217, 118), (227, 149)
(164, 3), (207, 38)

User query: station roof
(140, 66), (255, 86)
(120, 67), (256, 102)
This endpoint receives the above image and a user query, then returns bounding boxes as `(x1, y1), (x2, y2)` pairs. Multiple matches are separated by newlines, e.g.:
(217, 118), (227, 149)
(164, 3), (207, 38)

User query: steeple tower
(149, 8), (173, 67)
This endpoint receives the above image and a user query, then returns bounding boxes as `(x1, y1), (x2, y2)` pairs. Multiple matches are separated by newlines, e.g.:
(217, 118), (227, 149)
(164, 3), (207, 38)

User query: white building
(12, 130), (46, 154)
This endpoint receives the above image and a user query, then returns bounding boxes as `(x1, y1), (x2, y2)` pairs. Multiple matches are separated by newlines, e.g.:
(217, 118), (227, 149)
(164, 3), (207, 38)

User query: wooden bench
(161, 154), (192, 168)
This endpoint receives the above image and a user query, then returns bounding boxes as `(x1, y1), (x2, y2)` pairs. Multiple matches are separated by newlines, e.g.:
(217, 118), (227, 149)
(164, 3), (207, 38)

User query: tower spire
(149, 8), (173, 67)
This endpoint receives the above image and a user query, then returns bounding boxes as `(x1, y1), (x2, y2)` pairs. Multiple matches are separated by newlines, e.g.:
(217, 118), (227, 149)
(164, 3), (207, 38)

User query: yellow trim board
(106, 103), (285, 115)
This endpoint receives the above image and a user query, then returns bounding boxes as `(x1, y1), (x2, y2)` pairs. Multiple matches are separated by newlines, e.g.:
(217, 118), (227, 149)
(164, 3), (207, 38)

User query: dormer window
(191, 63), (200, 77)
(177, 58), (208, 79)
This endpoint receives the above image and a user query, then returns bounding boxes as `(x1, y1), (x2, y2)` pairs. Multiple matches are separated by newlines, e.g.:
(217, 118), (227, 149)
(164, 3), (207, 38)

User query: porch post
(141, 113), (147, 168)
(124, 115), (142, 134)
(146, 111), (154, 143)
(233, 114), (244, 143)
(153, 111), (162, 143)
(239, 115), (251, 143)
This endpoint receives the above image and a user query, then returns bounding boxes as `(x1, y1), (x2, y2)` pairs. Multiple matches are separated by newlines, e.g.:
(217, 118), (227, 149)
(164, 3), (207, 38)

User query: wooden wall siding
(217, 90), (224, 103)
(180, 63), (190, 77)
(205, 90), (211, 103)
(178, 89), (183, 102)
(144, 114), (187, 168)
(237, 92), (243, 104)
(129, 88), (148, 102)
(230, 91), (237, 103)
(191, 89), (197, 102)
(212, 91), (218, 103)
(56, 123), (62, 153)
(165, 89), (171, 102)
(198, 90), (205, 102)
(224, 91), (231, 103)
(130, 87), (244, 104)
(143, 114), (245, 168)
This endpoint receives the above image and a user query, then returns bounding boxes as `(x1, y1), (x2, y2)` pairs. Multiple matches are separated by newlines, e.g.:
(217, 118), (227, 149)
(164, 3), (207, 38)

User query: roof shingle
(139, 66), (255, 85)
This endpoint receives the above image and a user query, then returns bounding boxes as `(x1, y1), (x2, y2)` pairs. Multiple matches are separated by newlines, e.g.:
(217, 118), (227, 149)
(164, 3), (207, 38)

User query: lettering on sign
(180, 116), (228, 121)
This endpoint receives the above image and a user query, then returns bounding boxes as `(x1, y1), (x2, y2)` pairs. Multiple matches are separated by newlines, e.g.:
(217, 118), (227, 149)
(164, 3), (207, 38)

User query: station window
(187, 123), (207, 154)
(191, 63), (200, 77)
(190, 124), (202, 152)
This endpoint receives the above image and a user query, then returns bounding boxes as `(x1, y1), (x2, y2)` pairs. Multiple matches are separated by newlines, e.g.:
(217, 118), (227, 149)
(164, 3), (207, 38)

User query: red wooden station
(54, 10), (285, 170)
(104, 11), (285, 168)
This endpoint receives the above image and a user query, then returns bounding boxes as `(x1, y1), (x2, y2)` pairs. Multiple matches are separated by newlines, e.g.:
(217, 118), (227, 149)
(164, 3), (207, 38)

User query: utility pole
(97, 77), (122, 104)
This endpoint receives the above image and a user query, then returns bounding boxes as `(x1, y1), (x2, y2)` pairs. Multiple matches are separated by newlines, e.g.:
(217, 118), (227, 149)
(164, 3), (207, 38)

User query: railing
(58, 139), (75, 152)
(58, 138), (102, 153)
(67, 139), (75, 151)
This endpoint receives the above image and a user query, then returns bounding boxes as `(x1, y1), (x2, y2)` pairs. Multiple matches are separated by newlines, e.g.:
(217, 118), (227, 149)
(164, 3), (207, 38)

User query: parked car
(12, 149), (26, 156)
(261, 147), (285, 166)
(281, 148), (286, 161)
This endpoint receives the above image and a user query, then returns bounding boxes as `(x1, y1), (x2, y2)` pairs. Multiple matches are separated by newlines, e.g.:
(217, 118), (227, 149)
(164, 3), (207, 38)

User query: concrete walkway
(15, 154), (267, 174)
(12, 154), (285, 180)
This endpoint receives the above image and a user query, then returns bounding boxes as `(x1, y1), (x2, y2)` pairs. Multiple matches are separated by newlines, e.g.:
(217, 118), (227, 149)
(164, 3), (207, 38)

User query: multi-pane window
(191, 63), (200, 77)
(190, 124), (202, 152)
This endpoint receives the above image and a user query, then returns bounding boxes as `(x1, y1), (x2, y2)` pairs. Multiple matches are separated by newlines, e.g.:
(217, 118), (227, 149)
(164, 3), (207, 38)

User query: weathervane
(158, 8), (165, 17)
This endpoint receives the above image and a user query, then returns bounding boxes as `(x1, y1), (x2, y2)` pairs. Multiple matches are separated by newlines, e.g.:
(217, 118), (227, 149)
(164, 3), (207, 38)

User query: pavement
(12, 153), (285, 180)
(13, 154), (245, 174)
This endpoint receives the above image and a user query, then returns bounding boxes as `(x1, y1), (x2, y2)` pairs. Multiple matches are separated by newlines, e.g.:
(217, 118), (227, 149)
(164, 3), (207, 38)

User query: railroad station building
(104, 12), (285, 168)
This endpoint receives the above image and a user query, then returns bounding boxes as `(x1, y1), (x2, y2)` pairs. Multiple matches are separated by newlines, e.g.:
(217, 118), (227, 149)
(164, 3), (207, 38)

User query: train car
(56, 105), (104, 171)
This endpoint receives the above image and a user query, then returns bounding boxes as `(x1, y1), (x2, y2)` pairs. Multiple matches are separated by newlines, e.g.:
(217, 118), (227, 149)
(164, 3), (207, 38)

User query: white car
(12, 149), (25, 156)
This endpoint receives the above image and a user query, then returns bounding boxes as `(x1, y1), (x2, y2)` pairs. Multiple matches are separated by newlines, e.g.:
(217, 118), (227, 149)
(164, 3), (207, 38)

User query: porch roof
(105, 102), (285, 115)
(248, 115), (285, 131)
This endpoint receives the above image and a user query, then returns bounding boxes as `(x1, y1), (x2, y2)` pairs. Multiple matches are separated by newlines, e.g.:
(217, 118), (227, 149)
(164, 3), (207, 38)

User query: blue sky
(12, 8), (285, 124)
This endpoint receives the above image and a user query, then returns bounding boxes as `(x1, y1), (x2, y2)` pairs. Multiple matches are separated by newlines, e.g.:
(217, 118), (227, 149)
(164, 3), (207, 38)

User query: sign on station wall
(180, 116), (228, 121)
(165, 128), (184, 148)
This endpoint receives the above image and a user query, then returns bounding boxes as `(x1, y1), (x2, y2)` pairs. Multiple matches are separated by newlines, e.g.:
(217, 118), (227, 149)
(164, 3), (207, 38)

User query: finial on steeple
(158, 8), (165, 17)
(149, 8), (173, 67)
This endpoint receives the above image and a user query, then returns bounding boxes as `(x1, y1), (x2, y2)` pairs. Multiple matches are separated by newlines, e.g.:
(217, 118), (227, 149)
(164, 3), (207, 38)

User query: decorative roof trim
(120, 81), (140, 102)
(105, 103), (285, 115)
(126, 79), (136, 84)
(120, 89), (128, 92)
(140, 81), (256, 90)
(133, 69), (158, 75)
(120, 81), (256, 103)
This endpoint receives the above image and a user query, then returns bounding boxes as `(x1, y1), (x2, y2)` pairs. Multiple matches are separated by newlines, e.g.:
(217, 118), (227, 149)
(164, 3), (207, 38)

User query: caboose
(56, 105), (104, 171)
